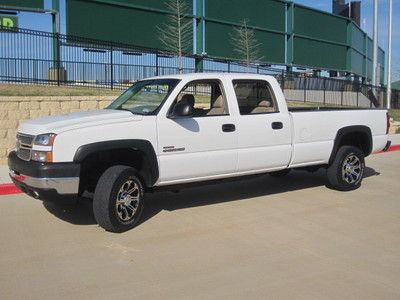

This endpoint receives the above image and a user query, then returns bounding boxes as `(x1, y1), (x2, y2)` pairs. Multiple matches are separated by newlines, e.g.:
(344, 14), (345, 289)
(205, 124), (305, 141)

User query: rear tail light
(386, 112), (390, 134)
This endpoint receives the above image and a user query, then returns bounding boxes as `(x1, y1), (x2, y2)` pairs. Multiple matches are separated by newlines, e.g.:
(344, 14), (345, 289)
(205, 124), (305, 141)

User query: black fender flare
(328, 125), (372, 164)
(73, 139), (159, 186)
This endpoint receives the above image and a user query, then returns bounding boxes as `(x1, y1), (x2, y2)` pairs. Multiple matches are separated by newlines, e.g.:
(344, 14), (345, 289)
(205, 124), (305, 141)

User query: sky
(7, 0), (400, 82)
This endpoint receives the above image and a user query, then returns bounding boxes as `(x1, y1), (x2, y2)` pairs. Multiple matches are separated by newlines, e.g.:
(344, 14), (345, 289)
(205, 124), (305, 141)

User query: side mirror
(171, 102), (193, 118)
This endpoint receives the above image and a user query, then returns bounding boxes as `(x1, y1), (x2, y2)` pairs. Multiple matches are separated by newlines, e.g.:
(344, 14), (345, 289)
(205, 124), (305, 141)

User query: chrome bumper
(9, 170), (79, 195)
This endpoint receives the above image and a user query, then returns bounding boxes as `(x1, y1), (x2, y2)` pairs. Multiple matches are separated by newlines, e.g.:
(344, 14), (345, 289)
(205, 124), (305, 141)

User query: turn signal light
(31, 151), (53, 163)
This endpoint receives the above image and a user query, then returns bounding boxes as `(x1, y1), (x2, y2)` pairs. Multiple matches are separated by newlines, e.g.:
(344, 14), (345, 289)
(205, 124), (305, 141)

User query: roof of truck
(145, 72), (276, 81)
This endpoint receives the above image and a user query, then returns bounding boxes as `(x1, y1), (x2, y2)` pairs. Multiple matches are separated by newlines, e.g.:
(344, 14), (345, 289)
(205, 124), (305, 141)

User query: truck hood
(18, 109), (142, 135)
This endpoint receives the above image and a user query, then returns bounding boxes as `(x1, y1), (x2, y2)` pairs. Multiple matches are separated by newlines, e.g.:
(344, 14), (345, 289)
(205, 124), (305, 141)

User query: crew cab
(8, 73), (391, 232)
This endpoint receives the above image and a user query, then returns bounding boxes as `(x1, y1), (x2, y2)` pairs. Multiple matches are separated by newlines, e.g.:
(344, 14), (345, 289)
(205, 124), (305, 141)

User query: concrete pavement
(0, 151), (399, 299)
(0, 165), (10, 185)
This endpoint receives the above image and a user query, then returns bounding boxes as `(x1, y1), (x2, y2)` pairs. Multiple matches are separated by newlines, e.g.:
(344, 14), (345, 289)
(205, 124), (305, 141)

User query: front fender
(73, 139), (159, 186)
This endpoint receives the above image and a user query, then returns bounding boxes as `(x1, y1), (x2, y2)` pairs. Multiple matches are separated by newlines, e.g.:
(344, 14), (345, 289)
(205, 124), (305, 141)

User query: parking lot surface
(0, 152), (400, 299)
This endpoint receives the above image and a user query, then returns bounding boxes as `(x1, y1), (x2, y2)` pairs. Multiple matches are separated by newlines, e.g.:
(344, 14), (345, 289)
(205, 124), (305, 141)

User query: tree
(157, 0), (192, 73)
(231, 19), (264, 66)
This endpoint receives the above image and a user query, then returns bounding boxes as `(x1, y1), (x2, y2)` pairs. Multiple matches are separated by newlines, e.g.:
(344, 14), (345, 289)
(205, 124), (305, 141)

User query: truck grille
(16, 133), (34, 161)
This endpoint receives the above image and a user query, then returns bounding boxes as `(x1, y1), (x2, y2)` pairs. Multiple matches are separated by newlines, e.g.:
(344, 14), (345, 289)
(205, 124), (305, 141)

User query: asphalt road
(0, 152), (400, 299)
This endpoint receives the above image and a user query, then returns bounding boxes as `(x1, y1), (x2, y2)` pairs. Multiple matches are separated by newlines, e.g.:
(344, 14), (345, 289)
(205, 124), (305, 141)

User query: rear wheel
(327, 146), (365, 191)
(93, 165), (144, 232)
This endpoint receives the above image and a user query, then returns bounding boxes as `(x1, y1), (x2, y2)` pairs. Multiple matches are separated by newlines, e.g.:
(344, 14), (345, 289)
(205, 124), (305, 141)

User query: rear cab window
(232, 80), (278, 115)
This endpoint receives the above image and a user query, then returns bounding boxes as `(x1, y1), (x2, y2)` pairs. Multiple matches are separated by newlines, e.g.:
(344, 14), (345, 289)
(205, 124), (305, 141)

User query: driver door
(156, 79), (238, 185)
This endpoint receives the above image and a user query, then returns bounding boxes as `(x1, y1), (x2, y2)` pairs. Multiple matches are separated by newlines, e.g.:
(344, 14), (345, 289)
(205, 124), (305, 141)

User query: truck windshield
(107, 79), (180, 115)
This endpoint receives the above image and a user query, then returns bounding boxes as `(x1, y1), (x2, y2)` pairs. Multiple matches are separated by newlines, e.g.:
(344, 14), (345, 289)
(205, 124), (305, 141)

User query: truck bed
(287, 108), (388, 168)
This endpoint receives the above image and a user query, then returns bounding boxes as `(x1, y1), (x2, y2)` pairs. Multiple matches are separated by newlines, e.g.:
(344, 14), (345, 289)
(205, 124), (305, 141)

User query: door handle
(222, 124), (236, 132)
(271, 122), (283, 130)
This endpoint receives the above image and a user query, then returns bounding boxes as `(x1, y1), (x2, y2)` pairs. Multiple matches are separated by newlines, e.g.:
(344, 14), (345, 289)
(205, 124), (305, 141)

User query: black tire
(327, 146), (365, 191)
(93, 165), (144, 233)
(269, 169), (291, 177)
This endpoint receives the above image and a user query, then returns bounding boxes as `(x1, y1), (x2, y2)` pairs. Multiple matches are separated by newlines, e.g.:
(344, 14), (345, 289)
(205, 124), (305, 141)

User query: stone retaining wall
(0, 96), (114, 164)
(390, 121), (400, 134)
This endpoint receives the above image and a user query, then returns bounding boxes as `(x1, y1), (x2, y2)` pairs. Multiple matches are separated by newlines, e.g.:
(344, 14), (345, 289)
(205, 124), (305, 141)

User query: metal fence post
(304, 77), (307, 103)
(323, 77), (326, 105)
(370, 89), (373, 108)
(155, 53), (159, 76)
(56, 33), (60, 86)
(356, 84), (360, 107)
(341, 84), (344, 106)
(110, 45), (114, 90)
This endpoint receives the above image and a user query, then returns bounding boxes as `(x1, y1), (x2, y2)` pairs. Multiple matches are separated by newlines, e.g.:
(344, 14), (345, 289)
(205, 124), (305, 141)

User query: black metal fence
(281, 74), (393, 108)
(1, 26), (399, 108)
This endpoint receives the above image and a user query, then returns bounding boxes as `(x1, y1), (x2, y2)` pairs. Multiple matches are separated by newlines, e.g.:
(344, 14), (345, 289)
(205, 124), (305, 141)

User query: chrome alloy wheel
(115, 180), (140, 222)
(341, 154), (363, 184)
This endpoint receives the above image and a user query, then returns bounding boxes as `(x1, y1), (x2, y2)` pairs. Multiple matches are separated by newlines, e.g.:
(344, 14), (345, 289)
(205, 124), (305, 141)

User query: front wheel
(93, 165), (144, 232)
(327, 146), (365, 191)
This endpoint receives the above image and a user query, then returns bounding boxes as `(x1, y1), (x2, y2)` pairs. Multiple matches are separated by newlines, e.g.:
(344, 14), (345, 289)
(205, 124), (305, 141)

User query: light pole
(349, 0), (351, 19)
(386, 0), (392, 109)
(372, 0), (378, 86)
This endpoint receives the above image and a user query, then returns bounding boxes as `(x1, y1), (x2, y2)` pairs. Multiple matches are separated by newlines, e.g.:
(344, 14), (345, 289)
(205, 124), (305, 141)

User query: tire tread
(327, 146), (365, 191)
(93, 165), (143, 232)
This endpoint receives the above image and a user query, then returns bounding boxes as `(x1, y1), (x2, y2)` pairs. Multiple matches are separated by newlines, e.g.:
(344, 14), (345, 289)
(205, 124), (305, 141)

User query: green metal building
(0, 0), (386, 83)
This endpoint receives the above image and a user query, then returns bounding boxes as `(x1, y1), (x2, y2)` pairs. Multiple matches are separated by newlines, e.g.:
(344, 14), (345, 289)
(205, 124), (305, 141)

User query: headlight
(32, 133), (56, 162)
(34, 133), (57, 146)
(31, 151), (53, 162)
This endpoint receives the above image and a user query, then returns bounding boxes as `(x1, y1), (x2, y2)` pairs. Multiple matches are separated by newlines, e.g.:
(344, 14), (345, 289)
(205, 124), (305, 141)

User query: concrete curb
(0, 183), (21, 195)
(376, 144), (400, 153)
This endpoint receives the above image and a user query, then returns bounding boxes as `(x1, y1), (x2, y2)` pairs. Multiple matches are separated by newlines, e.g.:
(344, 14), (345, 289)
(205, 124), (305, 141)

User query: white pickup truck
(9, 73), (391, 232)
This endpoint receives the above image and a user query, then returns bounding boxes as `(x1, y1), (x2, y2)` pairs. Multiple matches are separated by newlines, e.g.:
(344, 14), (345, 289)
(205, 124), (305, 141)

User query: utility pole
(386, 0), (392, 109)
(372, 0), (378, 86)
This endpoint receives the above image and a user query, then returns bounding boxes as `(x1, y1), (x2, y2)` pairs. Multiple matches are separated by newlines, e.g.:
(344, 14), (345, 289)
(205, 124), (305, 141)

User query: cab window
(232, 80), (278, 115)
(170, 80), (229, 117)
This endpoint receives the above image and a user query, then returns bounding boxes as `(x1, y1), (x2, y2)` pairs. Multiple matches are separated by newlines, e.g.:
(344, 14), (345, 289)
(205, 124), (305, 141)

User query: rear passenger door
(232, 79), (292, 173)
